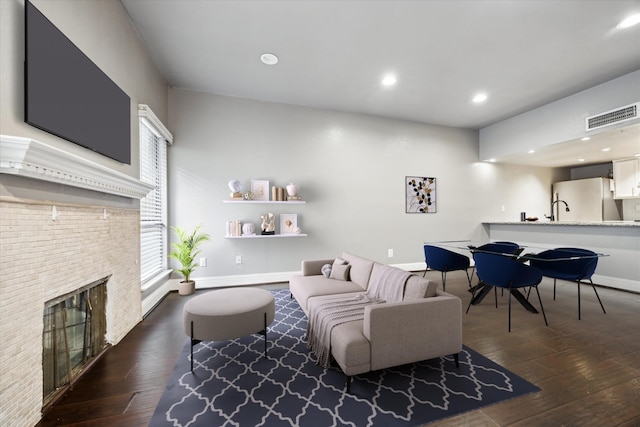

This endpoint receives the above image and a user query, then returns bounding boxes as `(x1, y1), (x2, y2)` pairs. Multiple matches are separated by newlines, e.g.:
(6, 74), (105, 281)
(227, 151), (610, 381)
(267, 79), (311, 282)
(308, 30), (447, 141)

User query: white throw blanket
(307, 268), (412, 368)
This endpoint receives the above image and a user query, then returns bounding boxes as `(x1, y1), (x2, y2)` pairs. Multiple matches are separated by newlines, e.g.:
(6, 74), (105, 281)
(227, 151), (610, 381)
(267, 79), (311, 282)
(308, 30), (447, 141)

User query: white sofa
(289, 252), (463, 391)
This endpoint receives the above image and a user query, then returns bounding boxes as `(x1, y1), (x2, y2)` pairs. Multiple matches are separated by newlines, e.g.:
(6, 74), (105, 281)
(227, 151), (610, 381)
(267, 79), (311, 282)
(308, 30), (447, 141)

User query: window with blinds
(139, 105), (172, 288)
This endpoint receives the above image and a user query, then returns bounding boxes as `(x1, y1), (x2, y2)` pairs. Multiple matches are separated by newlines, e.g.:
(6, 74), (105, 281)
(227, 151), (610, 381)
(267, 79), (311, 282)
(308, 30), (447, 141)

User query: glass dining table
(424, 240), (609, 313)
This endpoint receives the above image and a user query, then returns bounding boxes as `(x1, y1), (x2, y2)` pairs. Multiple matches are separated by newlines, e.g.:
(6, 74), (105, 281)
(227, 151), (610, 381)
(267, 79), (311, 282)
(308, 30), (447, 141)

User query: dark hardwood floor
(37, 276), (640, 426)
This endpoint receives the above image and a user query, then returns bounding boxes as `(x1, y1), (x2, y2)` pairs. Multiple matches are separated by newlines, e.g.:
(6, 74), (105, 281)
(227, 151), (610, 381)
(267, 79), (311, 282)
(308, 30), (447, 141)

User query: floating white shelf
(223, 200), (306, 204)
(225, 234), (308, 239)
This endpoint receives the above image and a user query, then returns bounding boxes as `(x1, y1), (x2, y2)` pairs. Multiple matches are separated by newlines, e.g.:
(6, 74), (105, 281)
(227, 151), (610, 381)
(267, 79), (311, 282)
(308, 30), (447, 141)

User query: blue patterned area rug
(150, 289), (539, 426)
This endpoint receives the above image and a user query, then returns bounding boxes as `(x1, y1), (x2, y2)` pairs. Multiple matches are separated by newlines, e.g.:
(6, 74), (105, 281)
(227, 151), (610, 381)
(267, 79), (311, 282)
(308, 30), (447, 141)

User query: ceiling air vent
(585, 102), (639, 131)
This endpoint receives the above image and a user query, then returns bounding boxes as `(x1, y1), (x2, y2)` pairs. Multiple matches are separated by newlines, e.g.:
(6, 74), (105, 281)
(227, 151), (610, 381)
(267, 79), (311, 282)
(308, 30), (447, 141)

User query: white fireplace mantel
(0, 135), (153, 199)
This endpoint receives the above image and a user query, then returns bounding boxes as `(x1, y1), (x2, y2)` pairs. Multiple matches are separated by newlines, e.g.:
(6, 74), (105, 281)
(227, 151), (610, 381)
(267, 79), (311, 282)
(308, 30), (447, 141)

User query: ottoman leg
(263, 312), (268, 358)
(190, 321), (201, 373)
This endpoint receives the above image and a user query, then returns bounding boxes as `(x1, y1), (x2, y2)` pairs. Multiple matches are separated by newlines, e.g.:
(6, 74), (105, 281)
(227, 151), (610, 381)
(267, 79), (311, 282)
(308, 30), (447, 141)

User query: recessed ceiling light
(472, 93), (488, 104)
(486, 158), (496, 162)
(528, 149), (535, 154)
(381, 74), (397, 86)
(581, 137), (591, 141)
(260, 53), (278, 65)
(617, 13), (640, 29)
(601, 147), (611, 152)
(578, 158), (586, 162)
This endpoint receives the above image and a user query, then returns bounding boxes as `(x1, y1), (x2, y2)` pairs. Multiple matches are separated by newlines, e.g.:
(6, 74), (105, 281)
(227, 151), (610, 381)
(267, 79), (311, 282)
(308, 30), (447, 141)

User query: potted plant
(169, 225), (210, 296)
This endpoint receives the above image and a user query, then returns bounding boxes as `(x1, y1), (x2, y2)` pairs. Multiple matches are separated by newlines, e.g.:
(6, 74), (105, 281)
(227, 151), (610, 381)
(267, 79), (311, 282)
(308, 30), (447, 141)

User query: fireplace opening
(42, 276), (109, 408)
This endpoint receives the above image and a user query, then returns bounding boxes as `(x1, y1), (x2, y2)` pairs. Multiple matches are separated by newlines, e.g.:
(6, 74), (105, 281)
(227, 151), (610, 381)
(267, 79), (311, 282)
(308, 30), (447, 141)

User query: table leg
(470, 283), (492, 305)
(510, 289), (539, 313)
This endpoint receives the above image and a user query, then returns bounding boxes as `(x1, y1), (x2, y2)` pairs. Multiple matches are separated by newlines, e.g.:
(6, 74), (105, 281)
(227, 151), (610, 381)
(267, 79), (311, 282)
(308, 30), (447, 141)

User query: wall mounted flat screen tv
(25, 0), (131, 164)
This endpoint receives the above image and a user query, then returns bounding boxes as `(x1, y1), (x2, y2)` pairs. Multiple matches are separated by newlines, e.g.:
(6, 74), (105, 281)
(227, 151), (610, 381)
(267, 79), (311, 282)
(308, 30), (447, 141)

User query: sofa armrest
(301, 258), (336, 276)
(363, 290), (462, 371)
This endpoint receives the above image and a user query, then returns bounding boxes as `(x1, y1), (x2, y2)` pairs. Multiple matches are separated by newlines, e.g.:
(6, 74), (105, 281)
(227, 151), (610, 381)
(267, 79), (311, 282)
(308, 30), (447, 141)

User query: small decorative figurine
(260, 213), (275, 235)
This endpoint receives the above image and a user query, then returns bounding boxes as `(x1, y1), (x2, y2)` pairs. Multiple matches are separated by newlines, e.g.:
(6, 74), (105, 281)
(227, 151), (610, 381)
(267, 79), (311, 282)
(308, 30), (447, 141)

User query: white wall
(0, 0), (168, 180)
(479, 70), (640, 161)
(168, 89), (560, 280)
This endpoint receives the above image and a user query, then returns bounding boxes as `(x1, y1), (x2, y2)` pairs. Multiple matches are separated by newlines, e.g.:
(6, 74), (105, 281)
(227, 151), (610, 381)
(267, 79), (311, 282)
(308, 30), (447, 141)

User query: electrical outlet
(388, 249), (394, 258)
(199, 257), (207, 267)
(500, 205), (506, 212)
(235, 255), (242, 265)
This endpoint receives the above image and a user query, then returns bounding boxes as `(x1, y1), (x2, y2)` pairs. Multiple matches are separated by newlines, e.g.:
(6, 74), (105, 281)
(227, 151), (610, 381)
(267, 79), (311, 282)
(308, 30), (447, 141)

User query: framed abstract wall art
(406, 176), (436, 213)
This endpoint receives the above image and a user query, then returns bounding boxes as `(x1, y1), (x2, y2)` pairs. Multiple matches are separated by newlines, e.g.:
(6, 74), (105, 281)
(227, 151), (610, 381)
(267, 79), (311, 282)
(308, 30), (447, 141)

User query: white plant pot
(178, 280), (195, 296)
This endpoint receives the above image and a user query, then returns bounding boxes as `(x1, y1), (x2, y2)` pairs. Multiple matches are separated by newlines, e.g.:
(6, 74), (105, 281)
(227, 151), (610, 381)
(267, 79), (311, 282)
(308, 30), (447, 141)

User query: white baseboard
(393, 262), (426, 272)
(592, 274), (639, 293)
(142, 280), (171, 317)
(167, 262), (427, 292)
(168, 270), (301, 291)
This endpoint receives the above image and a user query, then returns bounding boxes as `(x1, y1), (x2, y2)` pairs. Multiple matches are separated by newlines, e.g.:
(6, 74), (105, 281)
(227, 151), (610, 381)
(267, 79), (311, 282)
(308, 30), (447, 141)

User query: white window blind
(139, 105), (172, 288)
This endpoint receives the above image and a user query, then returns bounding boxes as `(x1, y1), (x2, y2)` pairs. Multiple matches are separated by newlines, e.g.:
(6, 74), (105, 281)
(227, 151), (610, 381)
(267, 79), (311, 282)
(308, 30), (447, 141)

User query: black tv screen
(25, 1), (131, 164)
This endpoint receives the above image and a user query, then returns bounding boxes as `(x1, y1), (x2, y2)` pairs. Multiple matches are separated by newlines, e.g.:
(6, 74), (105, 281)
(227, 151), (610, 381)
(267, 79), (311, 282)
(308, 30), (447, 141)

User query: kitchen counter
(482, 221), (639, 293)
(487, 221), (640, 227)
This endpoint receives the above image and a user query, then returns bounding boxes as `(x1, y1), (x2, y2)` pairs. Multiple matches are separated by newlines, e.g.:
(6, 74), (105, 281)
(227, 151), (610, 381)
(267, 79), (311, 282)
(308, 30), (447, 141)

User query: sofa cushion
(403, 276), (438, 300)
(289, 275), (364, 314)
(341, 253), (375, 290)
(330, 264), (351, 281)
(321, 264), (332, 278)
(333, 258), (347, 267)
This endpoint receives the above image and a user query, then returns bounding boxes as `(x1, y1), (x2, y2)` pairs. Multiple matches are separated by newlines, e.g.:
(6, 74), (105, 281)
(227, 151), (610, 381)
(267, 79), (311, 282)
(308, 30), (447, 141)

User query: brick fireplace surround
(0, 136), (152, 426)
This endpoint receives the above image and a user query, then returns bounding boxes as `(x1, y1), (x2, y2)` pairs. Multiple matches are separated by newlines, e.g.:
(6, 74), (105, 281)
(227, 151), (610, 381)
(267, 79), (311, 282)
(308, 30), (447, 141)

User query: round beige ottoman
(183, 287), (275, 371)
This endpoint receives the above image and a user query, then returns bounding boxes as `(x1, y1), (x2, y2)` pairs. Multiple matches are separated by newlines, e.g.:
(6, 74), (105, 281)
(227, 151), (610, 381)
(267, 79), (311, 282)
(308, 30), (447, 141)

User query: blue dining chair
(474, 241), (522, 256)
(468, 252), (548, 332)
(469, 241), (522, 295)
(423, 245), (472, 291)
(529, 247), (605, 320)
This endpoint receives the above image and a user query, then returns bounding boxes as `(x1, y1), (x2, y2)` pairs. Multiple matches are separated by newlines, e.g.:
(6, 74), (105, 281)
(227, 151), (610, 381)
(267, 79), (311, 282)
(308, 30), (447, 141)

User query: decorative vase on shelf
(242, 223), (256, 236)
(228, 179), (242, 199)
(286, 183), (301, 200)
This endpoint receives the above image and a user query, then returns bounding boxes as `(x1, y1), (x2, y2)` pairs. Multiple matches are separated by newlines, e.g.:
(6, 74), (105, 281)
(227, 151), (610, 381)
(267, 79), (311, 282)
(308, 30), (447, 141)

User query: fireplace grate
(42, 276), (109, 407)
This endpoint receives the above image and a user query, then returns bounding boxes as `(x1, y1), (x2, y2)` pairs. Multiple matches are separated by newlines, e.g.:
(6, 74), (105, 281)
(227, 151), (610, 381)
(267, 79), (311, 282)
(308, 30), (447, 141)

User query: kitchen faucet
(545, 200), (570, 221)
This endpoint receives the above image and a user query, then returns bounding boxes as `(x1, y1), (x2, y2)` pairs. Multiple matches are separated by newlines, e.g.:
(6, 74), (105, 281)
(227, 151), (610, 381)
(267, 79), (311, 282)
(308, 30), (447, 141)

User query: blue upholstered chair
(468, 252), (548, 332)
(474, 241), (521, 256)
(529, 247), (605, 320)
(423, 245), (472, 291)
(469, 241), (522, 295)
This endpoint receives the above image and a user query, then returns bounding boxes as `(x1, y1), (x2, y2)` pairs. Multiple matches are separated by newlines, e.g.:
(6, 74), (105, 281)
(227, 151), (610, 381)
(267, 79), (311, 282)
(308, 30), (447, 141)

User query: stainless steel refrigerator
(552, 177), (621, 222)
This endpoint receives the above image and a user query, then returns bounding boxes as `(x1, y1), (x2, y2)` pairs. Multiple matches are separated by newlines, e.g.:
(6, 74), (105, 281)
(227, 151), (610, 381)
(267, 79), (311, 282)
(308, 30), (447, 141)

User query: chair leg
(589, 279), (606, 314)
(465, 268), (472, 288)
(454, 353), (459, 368)
(494, 287), (498, 308)
(553, 279), (557, 300)
(465, 286), (476, 314)
(442, 271), (447, 292)
(346, 376), (352, 393)
(507, 287), (512, 332)
(578, 279), (581, 320)
(534, 285), (548, 326)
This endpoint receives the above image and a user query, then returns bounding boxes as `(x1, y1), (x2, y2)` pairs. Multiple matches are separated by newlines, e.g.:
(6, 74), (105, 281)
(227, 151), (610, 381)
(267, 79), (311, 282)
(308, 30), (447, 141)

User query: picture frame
(280, 213), (298, 234)
(251, 180), (270, 201)
(406, 176), (437, 213)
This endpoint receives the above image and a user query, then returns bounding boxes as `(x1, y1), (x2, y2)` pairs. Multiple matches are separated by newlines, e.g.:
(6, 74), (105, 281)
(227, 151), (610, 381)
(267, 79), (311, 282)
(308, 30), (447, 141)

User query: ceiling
(121, 0), (640, 167)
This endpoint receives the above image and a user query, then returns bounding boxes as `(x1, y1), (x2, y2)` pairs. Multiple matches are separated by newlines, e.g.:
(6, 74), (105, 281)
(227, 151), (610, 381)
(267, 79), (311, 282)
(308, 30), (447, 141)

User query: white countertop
(485, 221), (640, 227)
